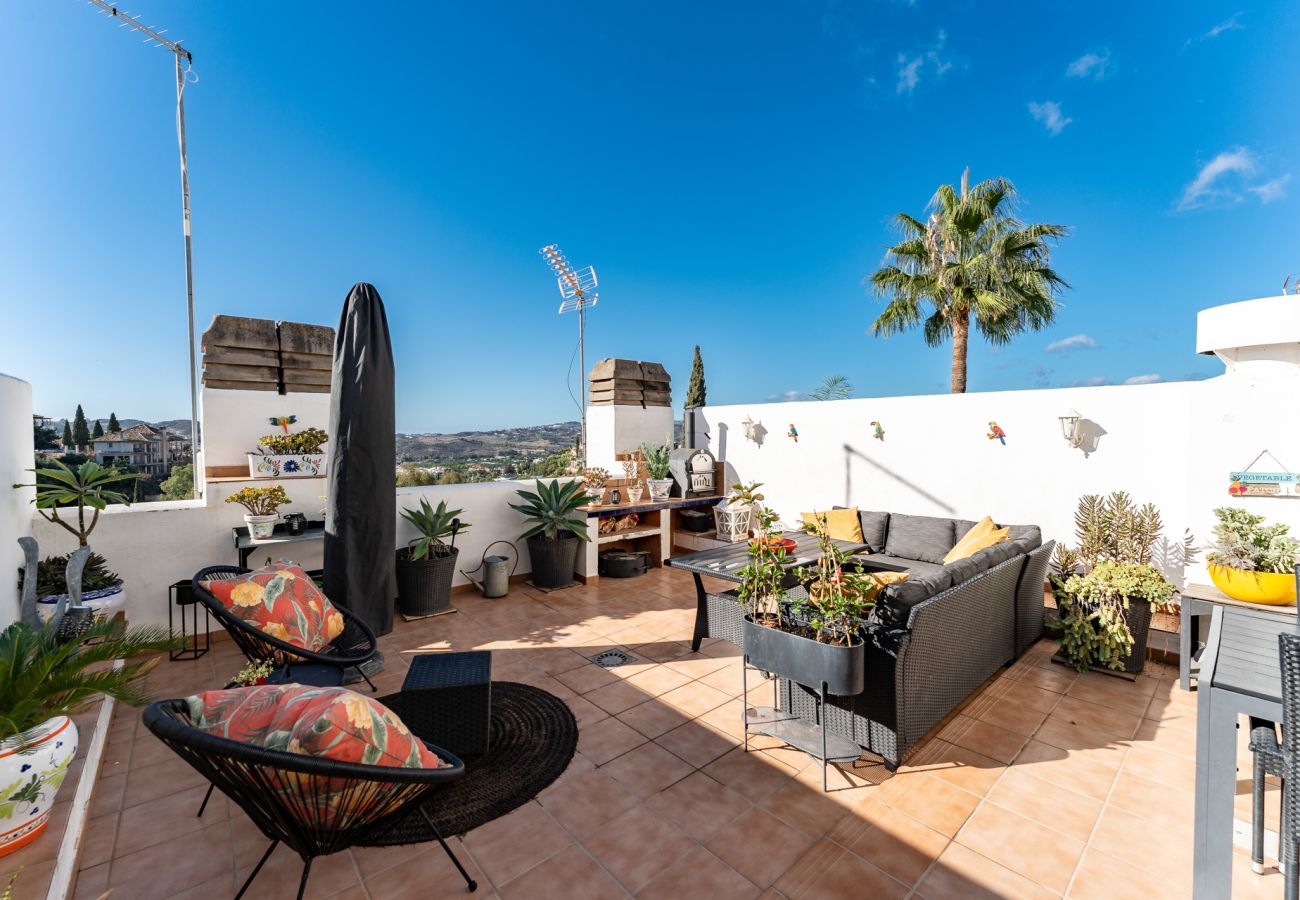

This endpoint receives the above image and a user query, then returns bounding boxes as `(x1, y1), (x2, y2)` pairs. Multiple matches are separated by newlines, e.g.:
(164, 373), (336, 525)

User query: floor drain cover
(588, 649), (636, 669)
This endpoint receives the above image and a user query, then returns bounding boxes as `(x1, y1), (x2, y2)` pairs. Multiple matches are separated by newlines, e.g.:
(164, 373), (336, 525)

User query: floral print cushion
(202, 561), (345, 652)
(186, 684), (446, 770)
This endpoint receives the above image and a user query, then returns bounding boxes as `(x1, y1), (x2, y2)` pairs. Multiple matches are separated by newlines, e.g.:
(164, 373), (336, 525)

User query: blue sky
(2, 2), (1296, 432)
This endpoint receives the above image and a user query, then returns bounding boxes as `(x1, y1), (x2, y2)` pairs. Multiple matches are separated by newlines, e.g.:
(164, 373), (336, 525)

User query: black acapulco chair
(143, 699), (478, 899)
(192, 565), (381, 691)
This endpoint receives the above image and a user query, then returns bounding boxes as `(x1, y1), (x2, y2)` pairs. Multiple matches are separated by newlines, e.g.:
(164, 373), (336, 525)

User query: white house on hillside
(92, 423), (186, 475)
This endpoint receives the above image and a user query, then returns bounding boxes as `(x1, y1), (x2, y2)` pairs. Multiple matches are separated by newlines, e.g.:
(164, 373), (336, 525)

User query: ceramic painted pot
(246, 453), (327, 478)
(647, 478), (673, 501)
(0, 717), (78, 856)
(36, 582), (126, 625)
(244, 514), (279, 541)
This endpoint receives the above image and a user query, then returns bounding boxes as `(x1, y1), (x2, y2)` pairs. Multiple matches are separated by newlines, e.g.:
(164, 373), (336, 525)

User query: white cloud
(1045, 334), (1098, 353)
(1189, 12), (1244, 45)
(1028, 101), (1072, 136)
(1066, 50), (1112, 80)
(896, 31), (950, 95)
(1070, 376), (1111, 388)
(1176, 147), (1291, 211)
(1248, 174), (1292, 204)
(767, 390), (803, 402)
(1124, 374), (1163, 385)
(896, 55), (922, 94)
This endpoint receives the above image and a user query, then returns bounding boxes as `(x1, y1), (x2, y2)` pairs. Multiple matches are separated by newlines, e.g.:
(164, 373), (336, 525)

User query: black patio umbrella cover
(324, 282), (396, 637)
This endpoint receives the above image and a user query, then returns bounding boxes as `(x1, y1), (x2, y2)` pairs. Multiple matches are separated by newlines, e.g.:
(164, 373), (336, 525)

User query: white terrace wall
(26, 476), (542, 631)
(0, 374), (35, 630)
(697, 296), (1300, 588)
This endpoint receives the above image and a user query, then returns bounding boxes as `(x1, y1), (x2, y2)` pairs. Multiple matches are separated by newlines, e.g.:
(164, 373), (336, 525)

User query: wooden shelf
(597, 528), (663, 545)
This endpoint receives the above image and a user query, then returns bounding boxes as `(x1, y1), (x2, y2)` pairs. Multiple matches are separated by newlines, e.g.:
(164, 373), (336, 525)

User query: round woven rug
(364, 681), (577, 844)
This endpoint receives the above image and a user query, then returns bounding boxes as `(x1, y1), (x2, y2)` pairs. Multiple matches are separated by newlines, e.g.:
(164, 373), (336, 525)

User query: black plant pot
(742, 615), (864, 696)
(1118, 599), (1153, 674)
(527, 533), (580, 589)
(396, 548), (458, 617)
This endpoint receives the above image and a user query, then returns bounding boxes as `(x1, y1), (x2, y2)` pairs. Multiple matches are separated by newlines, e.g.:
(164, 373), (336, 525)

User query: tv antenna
(83, 0), (201, 497)
(539, 245), (599, 459)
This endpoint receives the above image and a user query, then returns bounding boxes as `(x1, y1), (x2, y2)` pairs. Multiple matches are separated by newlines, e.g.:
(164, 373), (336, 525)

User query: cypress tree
(685, 345), (706, 408)
(72, 405), (90, 451)
(107, 412), (121, 433)
(62, 420), (73, 450)
(92, 419), (104, 440)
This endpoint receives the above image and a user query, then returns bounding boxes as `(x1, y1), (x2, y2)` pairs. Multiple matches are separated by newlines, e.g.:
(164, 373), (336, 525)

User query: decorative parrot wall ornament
(986, 421), (1007, 445)
(787, 424), (799, 443)
(870, 421), (885, 441)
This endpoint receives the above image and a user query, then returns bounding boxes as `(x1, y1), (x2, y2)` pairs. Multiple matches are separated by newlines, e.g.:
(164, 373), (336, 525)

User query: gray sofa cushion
(884, 514), (960, 565)
(852, 553), (945, 579)
(943, 541), (1021, 583)
(1006, 525), (1042, 550)
(857, 511), (890, 552)
(876, 569), (955, 626)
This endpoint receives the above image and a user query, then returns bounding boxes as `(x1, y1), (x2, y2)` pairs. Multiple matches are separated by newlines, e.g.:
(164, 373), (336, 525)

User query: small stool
(396, 651), (492, 757)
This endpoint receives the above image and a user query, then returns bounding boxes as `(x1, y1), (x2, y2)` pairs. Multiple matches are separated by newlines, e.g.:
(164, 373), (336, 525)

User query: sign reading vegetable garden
(1229, 470), (1300, 498)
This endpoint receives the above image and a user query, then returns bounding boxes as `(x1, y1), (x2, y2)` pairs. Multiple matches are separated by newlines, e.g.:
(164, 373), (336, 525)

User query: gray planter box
(742, 616), (864, 696)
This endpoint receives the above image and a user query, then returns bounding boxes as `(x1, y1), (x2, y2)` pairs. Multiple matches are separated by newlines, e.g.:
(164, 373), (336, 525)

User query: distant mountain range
(397, 421), (580, 465)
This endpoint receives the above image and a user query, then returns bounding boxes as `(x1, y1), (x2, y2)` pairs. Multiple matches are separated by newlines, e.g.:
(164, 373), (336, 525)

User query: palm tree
(809, 375), (853, 401)
(868, 169), (1069, 393)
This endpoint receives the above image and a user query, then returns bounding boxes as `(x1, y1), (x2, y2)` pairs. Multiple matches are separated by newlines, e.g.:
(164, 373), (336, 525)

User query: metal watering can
(460, 541), (518, 598)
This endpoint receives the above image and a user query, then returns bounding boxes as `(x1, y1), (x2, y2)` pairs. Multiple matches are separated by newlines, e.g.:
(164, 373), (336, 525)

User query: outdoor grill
(668, 447), (716, 498)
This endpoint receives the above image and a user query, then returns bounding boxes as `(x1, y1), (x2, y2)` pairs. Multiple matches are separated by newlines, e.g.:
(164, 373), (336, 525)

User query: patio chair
(192, 565), (381, 691)
(143, 698), (478, 899)
(1280, 633), (1300, 899)
(1248, 717), (1285, 874)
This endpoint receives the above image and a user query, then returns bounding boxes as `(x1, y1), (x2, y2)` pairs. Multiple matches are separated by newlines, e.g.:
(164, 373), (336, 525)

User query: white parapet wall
(586, 404), (676, 472)
(0, 374), (34, 629)
(200, 387), (332, 473)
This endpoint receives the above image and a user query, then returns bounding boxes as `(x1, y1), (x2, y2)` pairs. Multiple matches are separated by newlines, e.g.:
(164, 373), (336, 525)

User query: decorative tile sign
(1228, 471), (1299, 498)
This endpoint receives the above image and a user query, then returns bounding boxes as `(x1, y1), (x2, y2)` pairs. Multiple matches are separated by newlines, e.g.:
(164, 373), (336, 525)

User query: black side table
(385, 651), (492, 757)
(168, 580), (211, 661)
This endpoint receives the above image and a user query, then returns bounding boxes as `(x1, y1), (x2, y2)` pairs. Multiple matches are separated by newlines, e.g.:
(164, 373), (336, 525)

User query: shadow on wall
(843, 443), (956, 515)
(1154, 529), (1199, 588)
(1074, 418), (1108, 457)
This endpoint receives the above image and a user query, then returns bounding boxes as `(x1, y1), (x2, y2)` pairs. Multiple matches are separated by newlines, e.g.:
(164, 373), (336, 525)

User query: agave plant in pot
(510, 479), (594, 590)
(396, 498), (468, 616)
(0, 616), (179, 855)
(15, 460), (138, 624)
(737, 509), (867, 698)
(641, 439), (674, 501)
(1050, 492), (1176, 675)
(1204, 507), (1300, 605)
(225, 485), (292, 541)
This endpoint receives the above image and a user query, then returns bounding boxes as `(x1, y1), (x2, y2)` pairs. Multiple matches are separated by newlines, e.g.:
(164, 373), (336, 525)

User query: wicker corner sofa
(707, 510), (1054, 770)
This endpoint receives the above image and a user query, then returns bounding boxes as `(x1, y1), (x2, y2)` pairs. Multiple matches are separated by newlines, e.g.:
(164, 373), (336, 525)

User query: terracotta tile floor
(67, 567), (1284, 899)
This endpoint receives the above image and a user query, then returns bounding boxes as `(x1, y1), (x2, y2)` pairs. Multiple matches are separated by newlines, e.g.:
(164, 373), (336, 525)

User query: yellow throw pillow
(944, 516), (1010, 564)
(800, 508), (864, 543)
(864, 570), (909, 602)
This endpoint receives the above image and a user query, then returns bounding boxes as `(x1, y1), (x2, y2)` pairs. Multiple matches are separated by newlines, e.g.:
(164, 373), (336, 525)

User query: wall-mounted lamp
(1059, 409), (1083, 448)
(741, 415), (760, 444)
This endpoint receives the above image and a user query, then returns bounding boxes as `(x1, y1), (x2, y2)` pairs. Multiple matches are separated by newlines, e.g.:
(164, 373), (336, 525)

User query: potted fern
(641, 439), (674, 501)
(1050, 492), (1176, 675)
(510, 479), (594, 589)
(1205, 507), (1300, 605)
(247, 426), (329, 478)
(0, 618), (178, 855)
(396, 498), (468, 616)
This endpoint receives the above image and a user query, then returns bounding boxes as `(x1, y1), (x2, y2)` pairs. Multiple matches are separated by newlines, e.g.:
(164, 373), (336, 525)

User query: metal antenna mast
(539, 245), (599, 461)
(84, 0), (201, 497)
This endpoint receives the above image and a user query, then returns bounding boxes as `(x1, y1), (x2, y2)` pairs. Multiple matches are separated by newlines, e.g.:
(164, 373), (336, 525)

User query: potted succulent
(641, 439), (674, 501)
(396, 498), (468, 616)
(1050, 492), (1177, 674)
(736, 509), (867, 695)
(1205, 507), (1300, 604)
(582, 467), (610, 506)
(225, 485), (292, 541)
(621, 459), (644, 504)
(247, 426), (329, 478)
(0, 616), (178, 856)
(510, 479), (594, 589)
(715, 481), (763, 543)
(14, 460), (137, 624)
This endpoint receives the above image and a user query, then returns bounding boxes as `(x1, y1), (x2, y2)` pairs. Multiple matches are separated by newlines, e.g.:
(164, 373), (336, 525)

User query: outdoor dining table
(666, 531), (868, 652)
(1193, 603), (1293, 897)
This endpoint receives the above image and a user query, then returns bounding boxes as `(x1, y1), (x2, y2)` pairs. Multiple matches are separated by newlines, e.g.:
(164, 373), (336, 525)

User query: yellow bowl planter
(1208, 564), (1296, 605)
